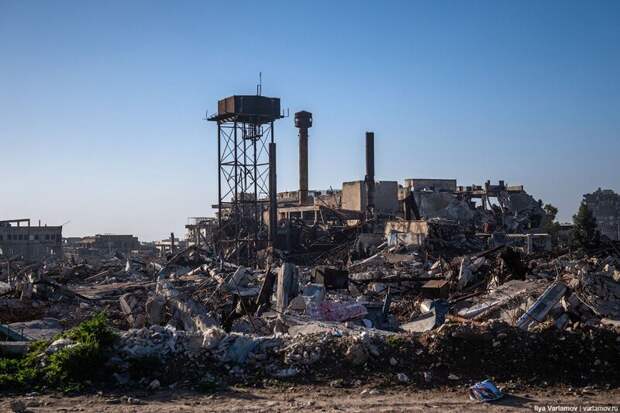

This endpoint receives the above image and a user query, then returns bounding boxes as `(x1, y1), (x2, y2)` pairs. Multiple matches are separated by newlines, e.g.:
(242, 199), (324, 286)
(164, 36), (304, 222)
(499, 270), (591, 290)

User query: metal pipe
(234, 122), (239, 263)
(268, 142), (278, 247)
(217, 122), (222, 231)
(299, 128), (308, 204)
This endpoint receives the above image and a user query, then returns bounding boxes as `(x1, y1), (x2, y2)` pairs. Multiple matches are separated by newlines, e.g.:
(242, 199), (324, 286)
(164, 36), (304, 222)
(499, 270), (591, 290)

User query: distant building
(155, 236), (186, 256)
(79, 234), (140, 254)
(185, 217), (218, 248)
(583, 188), (620, 241)
(0, 219), (62, 260)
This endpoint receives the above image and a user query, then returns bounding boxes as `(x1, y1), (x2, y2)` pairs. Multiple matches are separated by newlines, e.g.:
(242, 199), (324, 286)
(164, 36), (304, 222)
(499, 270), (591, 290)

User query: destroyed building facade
(0, 219), (62, 260)
(185, 217), (218, 248)
(1, 88), (619, 399)
(198, 96), (557, 265)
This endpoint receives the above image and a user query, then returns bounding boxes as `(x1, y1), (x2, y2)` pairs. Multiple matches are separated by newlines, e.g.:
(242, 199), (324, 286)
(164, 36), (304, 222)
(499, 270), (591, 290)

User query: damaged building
(584, 188), (620, 241)
(0, 219), (62, 260)
(197, 94), (555, 265)
(2, 88), (618, 400)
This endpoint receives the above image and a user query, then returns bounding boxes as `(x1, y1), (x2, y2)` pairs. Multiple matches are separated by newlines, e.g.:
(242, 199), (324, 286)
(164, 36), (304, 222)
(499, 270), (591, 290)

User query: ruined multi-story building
(0, 219), (63, 260)
(584, 188), (620, 241)
(78, 234), (140, 254)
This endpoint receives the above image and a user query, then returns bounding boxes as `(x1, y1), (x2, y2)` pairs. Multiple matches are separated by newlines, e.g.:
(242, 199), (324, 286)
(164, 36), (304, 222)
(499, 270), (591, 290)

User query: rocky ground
(2, 384), (619, 412)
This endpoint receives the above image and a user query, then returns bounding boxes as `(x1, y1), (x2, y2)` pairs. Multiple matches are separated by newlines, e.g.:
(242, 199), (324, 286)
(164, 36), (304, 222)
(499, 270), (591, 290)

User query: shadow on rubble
(216, 388), (266, 401)
(489, 393), (537, 409)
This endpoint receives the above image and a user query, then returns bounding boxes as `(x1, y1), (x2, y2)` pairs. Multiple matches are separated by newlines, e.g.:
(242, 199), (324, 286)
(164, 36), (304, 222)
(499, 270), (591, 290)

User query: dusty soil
(2, 385), (619, 412)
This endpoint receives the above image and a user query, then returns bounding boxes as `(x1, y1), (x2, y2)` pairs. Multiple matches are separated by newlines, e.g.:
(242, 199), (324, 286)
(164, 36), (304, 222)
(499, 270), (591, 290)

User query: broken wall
(342, 180), (399, 215)
(384, 220), (429, 246)
(413, 192), (475, 224)
(404, 178), (457, 192)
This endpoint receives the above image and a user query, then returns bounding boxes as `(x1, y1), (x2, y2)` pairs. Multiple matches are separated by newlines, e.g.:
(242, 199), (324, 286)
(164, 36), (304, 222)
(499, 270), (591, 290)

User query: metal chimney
(269, 142), (278, 247)
(294, 111), (313, 205)
(365, 131), (375, 213)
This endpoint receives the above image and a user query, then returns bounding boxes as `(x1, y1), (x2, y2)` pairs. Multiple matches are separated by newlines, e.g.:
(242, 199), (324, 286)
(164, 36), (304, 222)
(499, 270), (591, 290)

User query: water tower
(208, 94), (283, 264)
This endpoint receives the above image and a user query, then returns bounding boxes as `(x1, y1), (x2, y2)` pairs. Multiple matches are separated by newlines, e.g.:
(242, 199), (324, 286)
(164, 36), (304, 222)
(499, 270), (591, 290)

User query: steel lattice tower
(208, 95), (282, 264)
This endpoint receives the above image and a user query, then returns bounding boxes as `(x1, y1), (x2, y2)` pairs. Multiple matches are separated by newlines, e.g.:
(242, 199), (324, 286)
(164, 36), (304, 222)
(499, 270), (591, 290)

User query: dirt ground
(2, 385), (619, 412)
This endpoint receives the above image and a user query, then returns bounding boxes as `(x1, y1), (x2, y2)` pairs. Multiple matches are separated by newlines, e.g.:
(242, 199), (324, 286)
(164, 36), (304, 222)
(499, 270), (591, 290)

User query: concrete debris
(287, 295), (307, 311)
(6, 318), (62, 341)
(46, 338), (76, 355)
(344, 340), (369, 366)
(1, 196), (619, 392)
(227, 266), (252, 291)
(401, 300), (448, 333)
(575, 272), (620, 319)
(145, 295), (166, 325)
(276, 262), (299, 313)
(119, 293), (145, 328)
(457, 257), (474, 290)
(516, 282), (568, 330)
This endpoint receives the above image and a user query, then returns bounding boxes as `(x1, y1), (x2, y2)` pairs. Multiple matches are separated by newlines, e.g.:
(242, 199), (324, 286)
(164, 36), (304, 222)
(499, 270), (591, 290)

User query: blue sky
(1, 0), (619, 241)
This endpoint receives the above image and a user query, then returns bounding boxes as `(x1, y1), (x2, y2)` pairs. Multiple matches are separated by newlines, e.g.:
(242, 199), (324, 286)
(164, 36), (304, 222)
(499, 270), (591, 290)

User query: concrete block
(145, 296), (166, 325)
(276, 263), (299, 313)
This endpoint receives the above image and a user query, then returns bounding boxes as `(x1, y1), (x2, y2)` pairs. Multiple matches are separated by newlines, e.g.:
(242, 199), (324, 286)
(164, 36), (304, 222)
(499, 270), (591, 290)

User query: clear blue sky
(1, 1), (619, 241)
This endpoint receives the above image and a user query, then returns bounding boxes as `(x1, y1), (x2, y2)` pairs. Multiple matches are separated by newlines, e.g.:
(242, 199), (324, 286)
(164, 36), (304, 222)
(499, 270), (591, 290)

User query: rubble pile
(1, 221), (620, 392)
(94, 321), (620, 388)
(422, 322), (619, 385)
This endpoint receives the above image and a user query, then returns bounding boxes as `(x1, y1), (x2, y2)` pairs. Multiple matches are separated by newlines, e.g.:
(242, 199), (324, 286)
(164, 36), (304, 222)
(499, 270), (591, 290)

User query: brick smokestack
(294, 111), (312, 205)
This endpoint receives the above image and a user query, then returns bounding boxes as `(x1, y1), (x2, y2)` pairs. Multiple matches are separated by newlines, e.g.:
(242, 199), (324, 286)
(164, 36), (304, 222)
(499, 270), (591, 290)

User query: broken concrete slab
(156, 279), (217, 334)
(400, 300), (448, 333)
(575, 272), (620, 319)
(7, 318), (62, 341)
(276, 263), (299, 313)
(227, 266), (252, 291)
(516, 282), (567, 330)
(145, 295), (166, 325)
(119, 293), (145, 328)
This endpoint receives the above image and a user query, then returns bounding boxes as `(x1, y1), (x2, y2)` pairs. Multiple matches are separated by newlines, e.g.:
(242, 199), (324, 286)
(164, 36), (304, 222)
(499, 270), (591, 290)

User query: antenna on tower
(257, 72), (262, 96)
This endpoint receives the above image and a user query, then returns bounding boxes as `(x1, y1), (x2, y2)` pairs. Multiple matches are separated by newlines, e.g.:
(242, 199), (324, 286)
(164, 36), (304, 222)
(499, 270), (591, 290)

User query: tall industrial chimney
(294, 111), (312, 205)
(365, 131), (375, 213)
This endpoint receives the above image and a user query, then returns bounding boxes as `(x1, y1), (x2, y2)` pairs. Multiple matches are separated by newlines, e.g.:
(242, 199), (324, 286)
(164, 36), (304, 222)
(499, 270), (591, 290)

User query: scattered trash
(468, 379), (504, 402)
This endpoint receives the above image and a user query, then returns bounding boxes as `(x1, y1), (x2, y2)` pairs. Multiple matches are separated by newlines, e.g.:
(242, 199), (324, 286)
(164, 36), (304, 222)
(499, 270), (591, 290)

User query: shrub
(0, 313), (117, 392)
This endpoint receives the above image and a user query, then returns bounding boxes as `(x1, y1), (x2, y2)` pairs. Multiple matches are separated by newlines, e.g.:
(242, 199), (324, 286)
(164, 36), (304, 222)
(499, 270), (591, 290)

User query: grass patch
(385, 335), (406, 348)
(0, 312), (118, 392)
